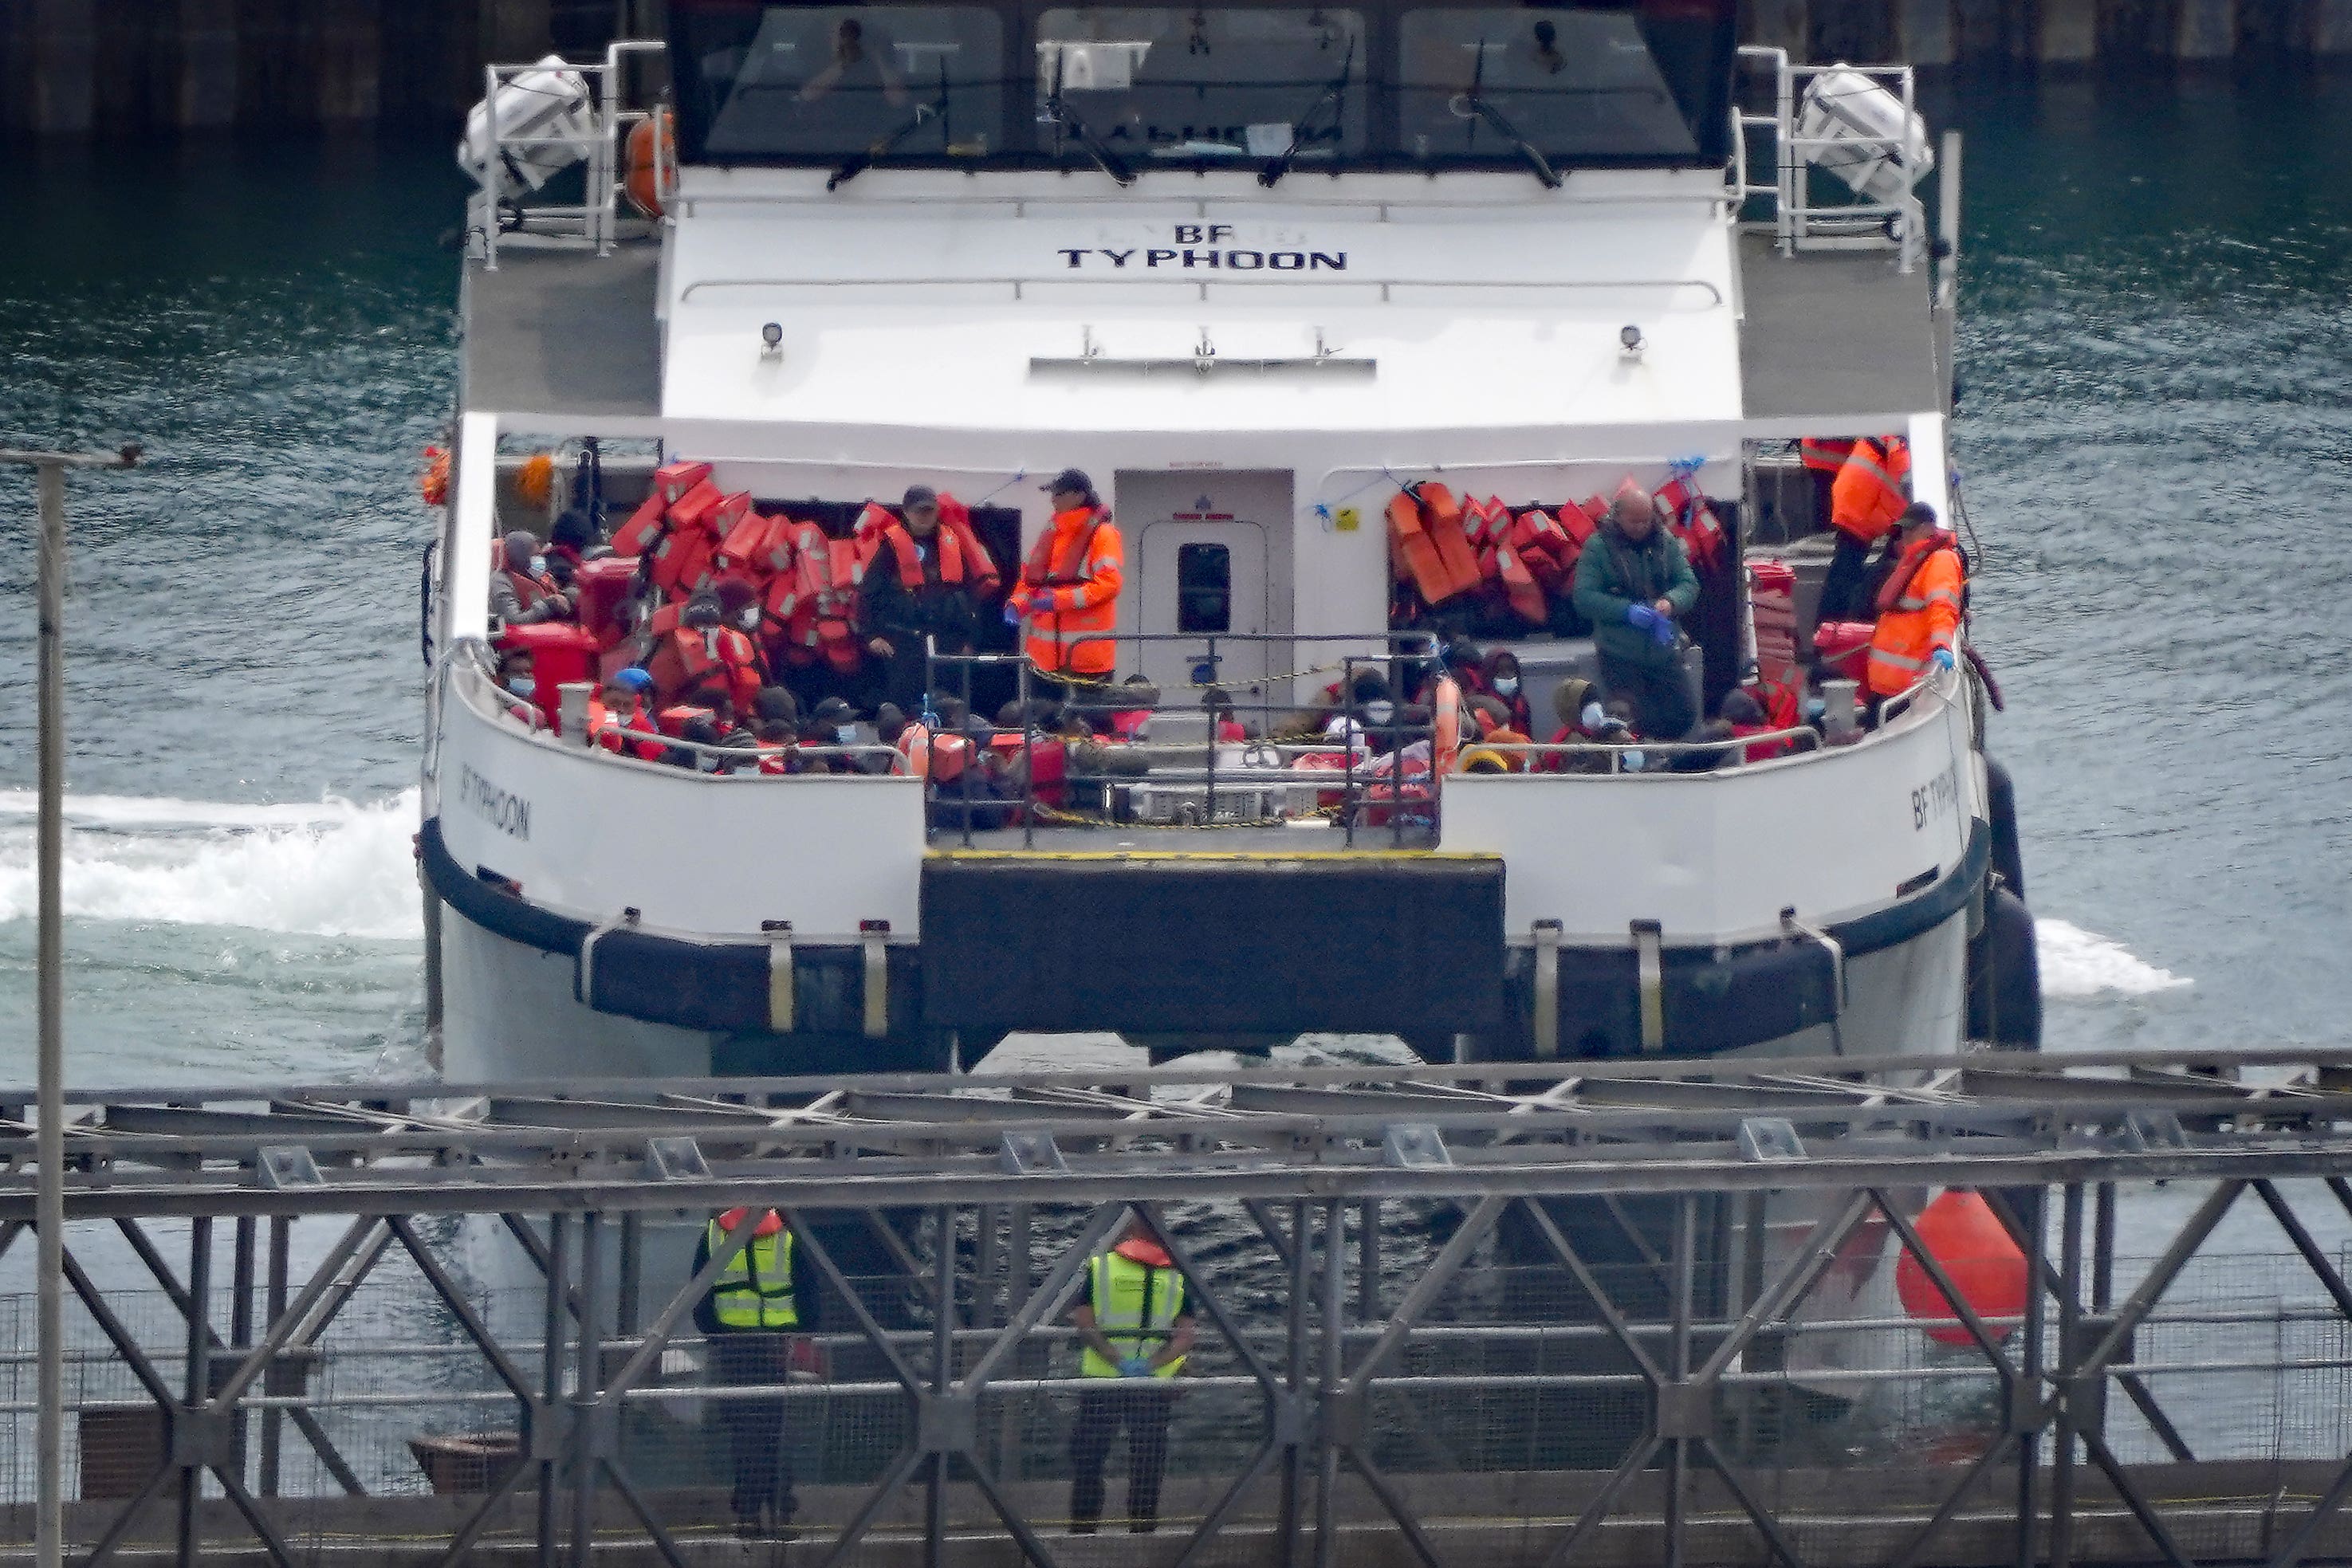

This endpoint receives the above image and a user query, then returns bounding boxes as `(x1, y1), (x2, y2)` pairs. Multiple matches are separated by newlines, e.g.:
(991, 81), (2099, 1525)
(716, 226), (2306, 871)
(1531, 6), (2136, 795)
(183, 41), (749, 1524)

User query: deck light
(761, 321), (784, 360)
(1619, 324), (1645, 358)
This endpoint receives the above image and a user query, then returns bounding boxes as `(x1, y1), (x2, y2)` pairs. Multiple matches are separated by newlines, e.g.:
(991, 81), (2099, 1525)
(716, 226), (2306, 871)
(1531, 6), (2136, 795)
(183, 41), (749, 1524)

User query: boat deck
(1737, 230), (1942, 422)
(460, 242), (662, 421)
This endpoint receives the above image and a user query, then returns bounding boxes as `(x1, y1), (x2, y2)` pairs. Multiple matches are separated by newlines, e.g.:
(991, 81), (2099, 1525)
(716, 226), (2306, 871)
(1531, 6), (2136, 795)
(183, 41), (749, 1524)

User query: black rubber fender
(1968, 884), (2042, 1051)
(1985, 754), (2026, 901)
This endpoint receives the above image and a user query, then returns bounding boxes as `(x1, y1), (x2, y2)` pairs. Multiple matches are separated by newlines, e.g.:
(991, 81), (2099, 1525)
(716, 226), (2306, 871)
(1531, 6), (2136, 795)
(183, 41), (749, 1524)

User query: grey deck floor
(1739, 231), (1941, 422)
(461, 242), (662, 420)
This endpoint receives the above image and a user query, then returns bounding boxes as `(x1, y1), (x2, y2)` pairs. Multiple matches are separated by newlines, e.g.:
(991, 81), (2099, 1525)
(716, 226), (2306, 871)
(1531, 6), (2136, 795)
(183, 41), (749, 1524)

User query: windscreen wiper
(1044, 49), (1135, 187)
(1450, 37), (1561, 190)
(1451, 91), (1561, 188)
(828, 61), (952, 190)
(1258, 35), (1355, 187)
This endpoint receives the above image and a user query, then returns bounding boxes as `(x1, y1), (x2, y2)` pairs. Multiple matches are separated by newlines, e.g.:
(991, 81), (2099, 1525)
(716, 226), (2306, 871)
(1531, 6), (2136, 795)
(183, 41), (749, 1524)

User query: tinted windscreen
(1398, 8), (1699, 161)
(1037, 8), (1369, 165)
(673, 5), (1005, 161)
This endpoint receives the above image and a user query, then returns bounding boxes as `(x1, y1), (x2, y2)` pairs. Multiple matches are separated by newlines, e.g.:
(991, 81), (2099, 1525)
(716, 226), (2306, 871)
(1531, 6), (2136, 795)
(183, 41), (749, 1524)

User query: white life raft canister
(458, 54), (594, 192)
(1795, 67), (1933, 208)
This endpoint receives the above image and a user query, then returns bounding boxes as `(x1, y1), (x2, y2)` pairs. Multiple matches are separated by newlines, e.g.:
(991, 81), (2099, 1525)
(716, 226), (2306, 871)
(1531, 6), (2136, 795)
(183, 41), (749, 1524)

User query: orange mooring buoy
(1894, 1189), (2028, 1346)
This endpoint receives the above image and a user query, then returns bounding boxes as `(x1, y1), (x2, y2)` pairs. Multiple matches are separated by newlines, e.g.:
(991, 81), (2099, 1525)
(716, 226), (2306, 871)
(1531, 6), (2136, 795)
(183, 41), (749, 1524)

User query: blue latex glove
(1625, 603), (1660, 633)
(1649, 614), (1677, 648)
(1931, 646), (1957, 672)
(1118, 1357), (1153, 1378)
(1001, 599), (1025, 627)
(1029, 591), (1058, 615)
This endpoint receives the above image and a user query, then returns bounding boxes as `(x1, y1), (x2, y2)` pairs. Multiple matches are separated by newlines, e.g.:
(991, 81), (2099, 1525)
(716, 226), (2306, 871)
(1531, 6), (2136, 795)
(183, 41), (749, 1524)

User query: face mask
(1364, 700), (1394, 725)
(529, 555), (547, 576)
(1493, 677), (1519, 697)
(1803, 696), (1827, 722)
(1582, 701), (1607, 730)
(505, 677), (535, 699)
(835, 725), (859, 745)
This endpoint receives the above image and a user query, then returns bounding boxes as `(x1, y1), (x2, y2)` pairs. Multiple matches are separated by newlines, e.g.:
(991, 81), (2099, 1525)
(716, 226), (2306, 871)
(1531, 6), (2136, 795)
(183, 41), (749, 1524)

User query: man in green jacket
(1571, 487), (1700, 741)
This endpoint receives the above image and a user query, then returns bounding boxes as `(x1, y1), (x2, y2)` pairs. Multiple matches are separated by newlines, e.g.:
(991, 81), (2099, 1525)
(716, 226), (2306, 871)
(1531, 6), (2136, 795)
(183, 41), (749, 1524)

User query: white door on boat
(1119, 470), (1289, 701)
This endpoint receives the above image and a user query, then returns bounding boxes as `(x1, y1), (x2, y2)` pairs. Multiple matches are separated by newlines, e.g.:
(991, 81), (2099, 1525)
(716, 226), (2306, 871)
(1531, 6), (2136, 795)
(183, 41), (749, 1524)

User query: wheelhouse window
(1397, 7), (1701, 163)
(663, 0), (1732, 171)
(672, 4), (1006, 163)
(1036, 7), (1369, 169)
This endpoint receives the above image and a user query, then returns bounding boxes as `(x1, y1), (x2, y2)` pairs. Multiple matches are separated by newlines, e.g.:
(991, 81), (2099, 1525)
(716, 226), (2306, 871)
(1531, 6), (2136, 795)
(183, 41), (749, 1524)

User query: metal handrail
(924, 629), (1445, 849)
(453, 660), (916, 776)
(1454, 725), (1825, 773)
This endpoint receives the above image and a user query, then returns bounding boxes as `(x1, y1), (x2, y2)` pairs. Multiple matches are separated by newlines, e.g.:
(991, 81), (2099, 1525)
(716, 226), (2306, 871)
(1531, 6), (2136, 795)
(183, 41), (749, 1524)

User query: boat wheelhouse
(423, 1), (2035, 1094)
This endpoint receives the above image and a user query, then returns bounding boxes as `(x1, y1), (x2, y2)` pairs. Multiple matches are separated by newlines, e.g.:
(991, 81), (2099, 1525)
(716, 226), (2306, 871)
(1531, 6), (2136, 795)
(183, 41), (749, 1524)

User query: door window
(1177, 542), (1233, 633)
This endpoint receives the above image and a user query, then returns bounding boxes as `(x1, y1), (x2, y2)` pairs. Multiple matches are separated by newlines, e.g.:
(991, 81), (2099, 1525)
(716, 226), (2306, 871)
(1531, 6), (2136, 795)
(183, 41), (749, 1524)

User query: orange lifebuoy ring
(1432, 676), (1463, 775)
(624, 109), (675, 219)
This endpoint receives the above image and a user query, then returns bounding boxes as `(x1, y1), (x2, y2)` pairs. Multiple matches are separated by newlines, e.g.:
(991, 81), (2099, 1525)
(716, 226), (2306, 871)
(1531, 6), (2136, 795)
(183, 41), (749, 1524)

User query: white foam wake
(0, 788), (423, 941)
(2037, 918), (2192, 998)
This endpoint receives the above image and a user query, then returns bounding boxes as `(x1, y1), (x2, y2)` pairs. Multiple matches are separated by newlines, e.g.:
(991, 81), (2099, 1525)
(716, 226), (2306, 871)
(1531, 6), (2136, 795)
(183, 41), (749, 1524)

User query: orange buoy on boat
(624, 109), (675, 219)
(1895, 1189), (2028, 1346)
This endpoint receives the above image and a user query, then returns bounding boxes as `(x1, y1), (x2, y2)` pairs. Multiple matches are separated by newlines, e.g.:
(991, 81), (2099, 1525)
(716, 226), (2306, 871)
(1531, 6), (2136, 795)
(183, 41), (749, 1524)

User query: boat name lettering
(459, 763), (532, 841)
(1059, 227), (1346, 273)
(1910, 763), (1958, 832)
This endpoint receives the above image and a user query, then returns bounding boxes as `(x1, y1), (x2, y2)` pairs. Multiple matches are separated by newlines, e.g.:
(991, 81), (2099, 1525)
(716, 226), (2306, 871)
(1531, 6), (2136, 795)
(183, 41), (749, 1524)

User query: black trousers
(1817, 532), (1877, 625)
(1068, 1383), (1176, 1532)
(1597, 651), (1697, 744)
(709, 1334), (797, 1521)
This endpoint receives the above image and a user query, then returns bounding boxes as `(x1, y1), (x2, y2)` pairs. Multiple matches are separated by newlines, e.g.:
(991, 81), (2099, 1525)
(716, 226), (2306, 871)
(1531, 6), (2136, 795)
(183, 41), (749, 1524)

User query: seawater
(1, 69), (2349, 1090)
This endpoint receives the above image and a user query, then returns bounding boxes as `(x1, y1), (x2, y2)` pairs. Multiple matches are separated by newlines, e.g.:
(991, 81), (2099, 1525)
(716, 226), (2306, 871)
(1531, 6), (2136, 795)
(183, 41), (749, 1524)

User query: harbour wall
(2, 0), (2348, 140)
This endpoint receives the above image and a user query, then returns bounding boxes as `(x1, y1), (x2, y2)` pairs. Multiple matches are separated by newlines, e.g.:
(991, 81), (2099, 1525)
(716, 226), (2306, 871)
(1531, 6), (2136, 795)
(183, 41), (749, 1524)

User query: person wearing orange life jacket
(490, 530), (573, 625)
(859, 485), (981, 711)
(665, 589), (764, 715)
(1819, 435), (1913, 623)
(1013, 469), (1124, 690)
(1068, 1212), (1198, 1536)
(587, 666), (665, 760)
(693, 1208), (821, 1538)
(1866, 503), (1965, 705)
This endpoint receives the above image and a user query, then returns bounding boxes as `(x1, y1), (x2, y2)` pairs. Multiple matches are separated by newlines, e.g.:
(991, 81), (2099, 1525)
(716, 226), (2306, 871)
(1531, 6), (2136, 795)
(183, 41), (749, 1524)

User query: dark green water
(0, 69), (2348, 1083)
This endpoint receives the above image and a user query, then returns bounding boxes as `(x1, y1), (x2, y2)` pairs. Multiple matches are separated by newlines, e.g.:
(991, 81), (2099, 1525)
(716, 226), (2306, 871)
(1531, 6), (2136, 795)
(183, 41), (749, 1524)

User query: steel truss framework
(10, 1047), (2352, 1567)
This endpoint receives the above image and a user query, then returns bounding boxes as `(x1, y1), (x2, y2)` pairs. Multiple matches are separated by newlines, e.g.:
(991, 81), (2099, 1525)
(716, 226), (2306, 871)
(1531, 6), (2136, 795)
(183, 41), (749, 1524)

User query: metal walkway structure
(10, 1047), (2352, 1568)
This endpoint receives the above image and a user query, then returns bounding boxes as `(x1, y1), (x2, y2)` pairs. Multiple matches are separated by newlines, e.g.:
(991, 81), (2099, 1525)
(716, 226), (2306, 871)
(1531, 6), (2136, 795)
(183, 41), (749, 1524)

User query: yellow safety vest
(1081, 1252), (1185, 1378)
(706, 1220), (800, 1330)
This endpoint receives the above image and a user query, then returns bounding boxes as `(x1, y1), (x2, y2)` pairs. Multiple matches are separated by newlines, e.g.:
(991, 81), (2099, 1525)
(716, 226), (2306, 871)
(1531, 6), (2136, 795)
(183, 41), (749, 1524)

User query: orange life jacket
(668, 623), (762, 712)
(1652, 474), (1726, 574)
(588, 697), (664, 761)
(504, 567), (553, 613)
(935, 493), (1001, 599)
(1866, 540), (1963, 698)
(1495, 543), (1546, 623)
(764, 521), (863, 672)
(1831, 437), (1912, 545)
(1017, 506), (1123, 675)
(875, 521), (966, 591)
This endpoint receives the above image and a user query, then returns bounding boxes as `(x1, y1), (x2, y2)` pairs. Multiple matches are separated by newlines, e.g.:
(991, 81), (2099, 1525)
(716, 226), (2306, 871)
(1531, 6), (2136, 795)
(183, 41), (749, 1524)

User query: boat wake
(2036, 918), (2192, 998)
(0, 789), (2198, 998)
(0, 788), (423, 941)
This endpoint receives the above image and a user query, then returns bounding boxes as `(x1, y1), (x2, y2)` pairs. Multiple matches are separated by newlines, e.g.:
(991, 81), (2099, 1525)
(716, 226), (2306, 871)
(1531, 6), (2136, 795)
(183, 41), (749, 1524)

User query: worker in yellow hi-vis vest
(1067, 1212), (1197, 1535)
(694, 1208), (819, 1538)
